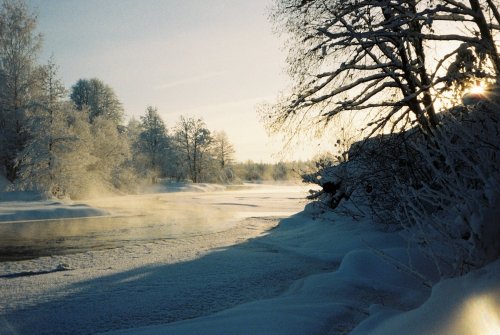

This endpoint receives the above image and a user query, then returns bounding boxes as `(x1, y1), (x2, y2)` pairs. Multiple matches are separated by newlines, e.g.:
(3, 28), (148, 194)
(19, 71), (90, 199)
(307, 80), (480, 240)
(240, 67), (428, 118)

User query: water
(0, 184), (307, 261)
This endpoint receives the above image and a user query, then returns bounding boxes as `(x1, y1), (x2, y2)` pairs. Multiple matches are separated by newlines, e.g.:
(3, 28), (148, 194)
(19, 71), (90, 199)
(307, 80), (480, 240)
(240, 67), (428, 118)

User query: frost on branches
(304, 94), (500, 276)
(396, 100), (500, 276)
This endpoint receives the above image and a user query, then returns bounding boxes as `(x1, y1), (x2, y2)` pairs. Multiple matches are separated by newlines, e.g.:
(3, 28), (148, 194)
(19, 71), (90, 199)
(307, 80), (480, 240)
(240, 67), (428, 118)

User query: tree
(0, 0), (42, 180)
(429, 0), (500, 97)
(212, 131), (235, 169)
(17, 59), (68, 195)
(87, 115), (130, 191)
(174, 116), (212, 183)
(18, 102), (94, 198)
(433, 0), (500, 75)
(136, 106), (169, 179)
(70, 78), (123, 124)
(211, 131), (236, 182)
(266, 0), (500, 138)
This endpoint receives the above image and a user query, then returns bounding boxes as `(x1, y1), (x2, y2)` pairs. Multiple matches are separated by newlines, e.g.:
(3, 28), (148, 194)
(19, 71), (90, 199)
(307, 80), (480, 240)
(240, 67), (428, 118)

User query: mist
(0, 184), (306, 261)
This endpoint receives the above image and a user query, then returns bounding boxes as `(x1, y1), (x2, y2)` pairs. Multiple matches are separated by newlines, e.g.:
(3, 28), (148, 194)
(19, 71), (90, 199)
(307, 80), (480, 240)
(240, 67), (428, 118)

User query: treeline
(0, 1), (305, 198)
(233, 161), (308, 182)
(0, 1), (244, 198)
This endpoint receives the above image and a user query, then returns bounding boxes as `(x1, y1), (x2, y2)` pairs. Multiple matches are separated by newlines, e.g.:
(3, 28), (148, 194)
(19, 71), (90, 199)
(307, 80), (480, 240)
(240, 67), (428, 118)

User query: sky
(26, 0), (322, 163)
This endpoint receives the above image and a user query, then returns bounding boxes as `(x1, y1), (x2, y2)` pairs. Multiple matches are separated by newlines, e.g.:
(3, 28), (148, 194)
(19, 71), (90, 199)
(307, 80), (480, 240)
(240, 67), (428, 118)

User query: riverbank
(0, 184), (498, 335)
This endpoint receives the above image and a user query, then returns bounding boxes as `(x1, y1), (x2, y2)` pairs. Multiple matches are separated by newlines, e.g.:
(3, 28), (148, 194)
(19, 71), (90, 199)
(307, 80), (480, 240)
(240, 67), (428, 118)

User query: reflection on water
(0, 185), (307, 261)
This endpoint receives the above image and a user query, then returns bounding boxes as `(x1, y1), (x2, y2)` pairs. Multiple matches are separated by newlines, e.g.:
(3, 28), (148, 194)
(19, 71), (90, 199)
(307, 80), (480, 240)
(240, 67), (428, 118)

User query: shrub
(304, 98), (500, 276)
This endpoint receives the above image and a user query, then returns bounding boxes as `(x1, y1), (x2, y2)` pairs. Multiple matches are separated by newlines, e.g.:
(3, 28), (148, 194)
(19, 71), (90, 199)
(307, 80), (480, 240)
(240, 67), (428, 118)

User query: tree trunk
(469, 0), (500, 77)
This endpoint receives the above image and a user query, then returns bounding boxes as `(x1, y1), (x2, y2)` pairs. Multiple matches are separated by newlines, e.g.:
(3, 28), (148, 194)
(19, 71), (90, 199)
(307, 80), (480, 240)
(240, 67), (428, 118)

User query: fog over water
(0, 184), (307, 261)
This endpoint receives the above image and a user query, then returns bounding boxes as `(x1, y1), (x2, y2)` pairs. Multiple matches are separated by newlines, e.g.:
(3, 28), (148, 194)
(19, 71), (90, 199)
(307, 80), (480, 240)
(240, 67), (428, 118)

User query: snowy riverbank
(0, 184), (498, 334)
(105, 206), (499, 335)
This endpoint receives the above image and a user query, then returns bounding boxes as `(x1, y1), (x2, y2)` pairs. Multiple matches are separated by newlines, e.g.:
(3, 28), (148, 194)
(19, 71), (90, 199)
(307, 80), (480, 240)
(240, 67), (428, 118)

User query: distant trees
(0, 0), (286, 198)
(121, 113), (241, 185)
(232, 160), (305, 182)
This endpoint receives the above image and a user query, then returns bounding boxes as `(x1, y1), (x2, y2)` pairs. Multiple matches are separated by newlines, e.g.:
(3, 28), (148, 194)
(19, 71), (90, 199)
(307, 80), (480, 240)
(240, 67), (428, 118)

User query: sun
(462, 81), (490, 105)
(469, 82), (486, 95)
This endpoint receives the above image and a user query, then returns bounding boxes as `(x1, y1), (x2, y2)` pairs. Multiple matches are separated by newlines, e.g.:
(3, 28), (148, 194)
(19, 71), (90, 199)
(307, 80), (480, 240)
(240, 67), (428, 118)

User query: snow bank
(105, 205), (498, 335)
(103, 207), (432, 335)
(351, 260), (500, 335)
(1, 185), (497, 335)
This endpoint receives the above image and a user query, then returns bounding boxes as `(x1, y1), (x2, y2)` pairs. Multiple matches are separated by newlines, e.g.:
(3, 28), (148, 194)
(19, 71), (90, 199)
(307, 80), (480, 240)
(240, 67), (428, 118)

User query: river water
(0, 184), (308, 261)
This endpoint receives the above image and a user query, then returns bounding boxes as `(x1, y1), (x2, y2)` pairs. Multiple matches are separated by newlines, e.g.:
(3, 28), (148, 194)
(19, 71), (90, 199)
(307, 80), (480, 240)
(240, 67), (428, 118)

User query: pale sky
(27, 0), (322, 163)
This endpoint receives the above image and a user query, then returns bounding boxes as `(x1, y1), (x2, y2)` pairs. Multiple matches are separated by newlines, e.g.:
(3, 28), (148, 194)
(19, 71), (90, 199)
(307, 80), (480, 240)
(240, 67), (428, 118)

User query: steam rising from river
(0, 184), (307, 261)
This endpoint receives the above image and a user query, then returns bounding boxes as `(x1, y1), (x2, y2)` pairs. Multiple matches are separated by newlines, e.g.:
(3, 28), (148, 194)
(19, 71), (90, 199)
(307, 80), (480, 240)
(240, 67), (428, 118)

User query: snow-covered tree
(0, 0), (42, 180)
(19, 101), (94, 198)
(86, 115), (130, 192)
(211, 131), (235, 183)
(173, 116), (213, 183)
(17, 59), (68, 196)
(432, 0), (500, 75)
(271, 0), (500, 276)
(136, 106), (169, 179)
(70, 78), (123, 124)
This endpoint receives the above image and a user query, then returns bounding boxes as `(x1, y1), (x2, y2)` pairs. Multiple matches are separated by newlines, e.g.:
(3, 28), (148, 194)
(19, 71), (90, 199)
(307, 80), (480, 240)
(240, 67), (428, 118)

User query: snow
(0, 184), (498, 335)
(351, 260), (500, 335)
(0, 200), (108, 222)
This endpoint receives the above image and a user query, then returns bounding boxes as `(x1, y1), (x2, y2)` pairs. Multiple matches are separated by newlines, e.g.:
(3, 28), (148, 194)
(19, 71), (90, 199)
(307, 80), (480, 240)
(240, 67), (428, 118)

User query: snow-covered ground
(0, 183), (498, 335)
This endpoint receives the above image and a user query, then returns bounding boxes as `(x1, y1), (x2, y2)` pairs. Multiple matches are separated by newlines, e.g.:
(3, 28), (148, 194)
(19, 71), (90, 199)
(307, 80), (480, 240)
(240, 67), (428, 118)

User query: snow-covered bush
(303, 131), (427, 221)
(394, 102), (500, 276)
(304, 99), (500, 276)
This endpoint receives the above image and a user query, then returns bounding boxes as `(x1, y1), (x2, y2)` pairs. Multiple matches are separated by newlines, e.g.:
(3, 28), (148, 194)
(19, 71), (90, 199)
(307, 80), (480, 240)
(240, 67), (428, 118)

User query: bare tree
(174, 116), (212, 183)
(431, 0), (500, 75)
(266, 0), (500, 138)
(212, 131), (235, 169)
(211, 130), (236, 183)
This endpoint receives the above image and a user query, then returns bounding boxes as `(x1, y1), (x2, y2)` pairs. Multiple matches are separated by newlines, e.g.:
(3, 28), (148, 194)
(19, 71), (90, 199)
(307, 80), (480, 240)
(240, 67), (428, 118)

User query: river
(0, 183), (308, 261)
